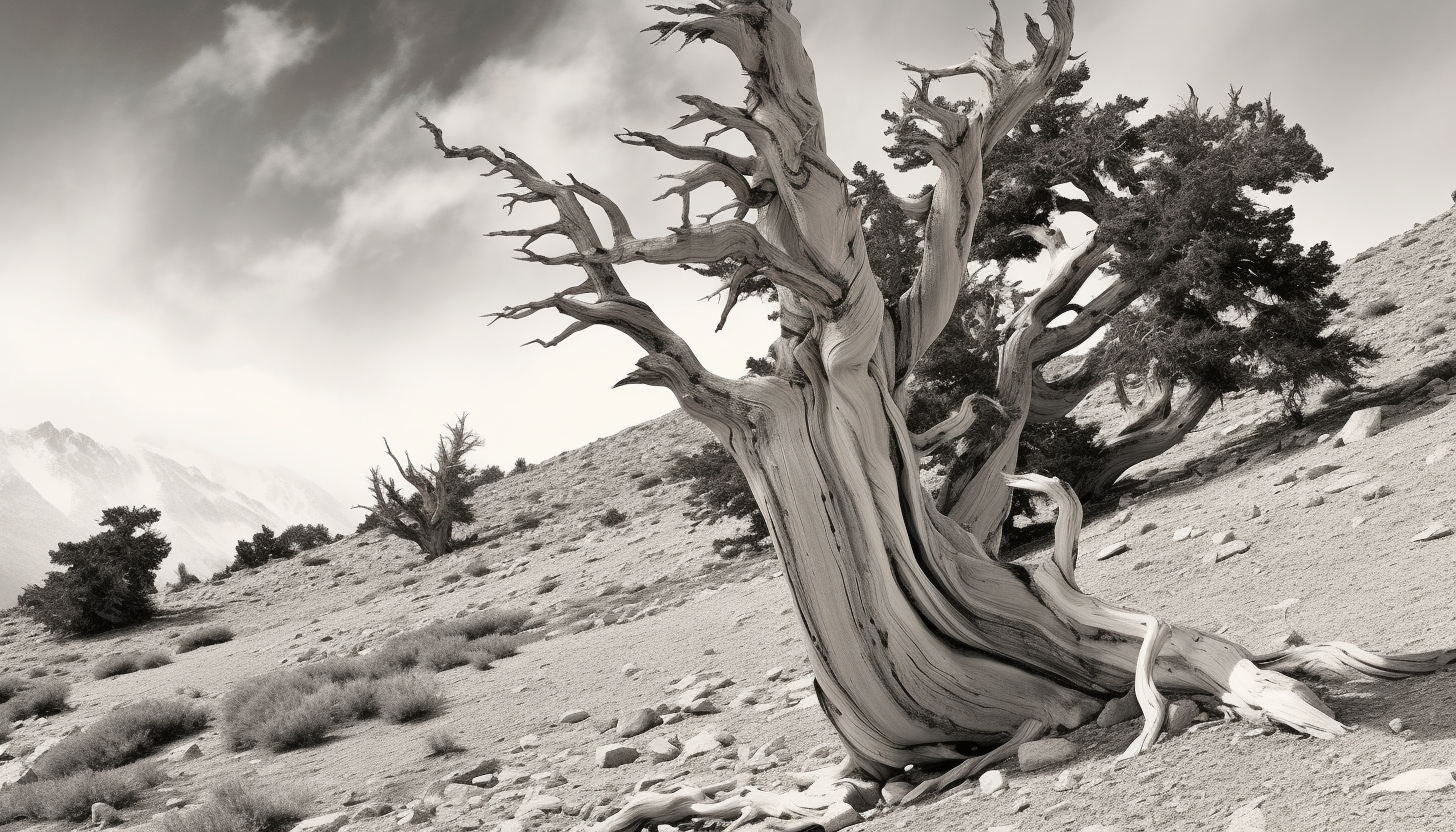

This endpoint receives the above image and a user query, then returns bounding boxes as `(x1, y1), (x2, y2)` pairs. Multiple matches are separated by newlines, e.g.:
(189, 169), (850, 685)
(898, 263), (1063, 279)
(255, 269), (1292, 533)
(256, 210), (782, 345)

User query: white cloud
(160, 4), (321, 107)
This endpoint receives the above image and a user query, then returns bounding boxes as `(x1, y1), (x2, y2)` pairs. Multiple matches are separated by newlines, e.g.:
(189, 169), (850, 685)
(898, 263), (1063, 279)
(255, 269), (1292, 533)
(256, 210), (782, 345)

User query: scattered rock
(1225, 800), (1267, 832)
(1137, 522), (1157, 535)
(765, 666), (785, 681)
(1388, 718), (1404, 733)
(168, 742), (203, 762)
(397, 806), (433, 825)
(596, 744), (639, 769)
(646, 736), (681, 763)
(1205, 540), (1249, 563)
(616, 708), (661, 739)
(1335, 407), (1383, 443)
(515, 793), (563, 818)
(1018, 738), (1077, 772)
(622, 663), (641, 676)
(1172, 527), (1194, 542)
(880, 780), (913, 804)
(1302, 464), (1340, 480)
(1052, 770), (1081, 792)
(559, 709), (589, 725)
(1365, 768), (1455, 793)
(681, 731), (724, 759)
(1359, 483), (1393, 501)
(1248, 505), (1261, 519)
(978, 770), (1008, 795)
(1166, 699), (1200, 735)
(1213, 530), (1235, 545)
(1096, 691), (1141, 728)
(1299, 494), (1324, 508)
(1095, 542), (1130, 561)
(289, 812), (349, 832)
(515, 734), (541, 751)
(1410, 523), (1453, 542)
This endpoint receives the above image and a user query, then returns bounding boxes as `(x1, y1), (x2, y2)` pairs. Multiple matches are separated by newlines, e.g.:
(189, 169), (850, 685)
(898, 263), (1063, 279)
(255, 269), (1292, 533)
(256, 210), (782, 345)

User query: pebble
(646, 737), (681, 763)
(1096, 692), (1141, 728)
(1388, 718), (1404, 733)
(1336, 407), (1383, 443)
(681, 731), (724, 758)
(616, 708), (661, 739)
(979, 770), (1008, 795)
(1166, 699), (1200, 735)
(1299, 494), (1324, 508)
(1053, 770), (1081, 792)
(596, 744), (639, 768)
(559, 709), (589, 725)
(1095, 542), (1130, 561)
(1410, 523), (1453, 542)
(1365, 769), (1455, 793)
(1205, 540), (1249, 563)
(1302, 464), (1340, 480)
(1359, 483), (1392, 501)
(1137, 522), (1158, 535)
(1172, 527), (1194, 542)
(1213, 530), (1235, 544)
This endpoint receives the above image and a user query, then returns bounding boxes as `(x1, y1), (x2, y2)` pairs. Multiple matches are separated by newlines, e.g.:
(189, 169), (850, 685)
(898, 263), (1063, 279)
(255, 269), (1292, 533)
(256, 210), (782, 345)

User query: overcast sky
(3, 0), (1454, 512)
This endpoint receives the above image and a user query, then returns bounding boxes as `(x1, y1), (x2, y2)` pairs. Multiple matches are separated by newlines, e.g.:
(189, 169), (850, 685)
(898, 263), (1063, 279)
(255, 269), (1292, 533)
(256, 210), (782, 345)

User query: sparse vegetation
(463, 560), (491, 577)
(376, 674), (444, 722)
(441, 573), (462, 584)
(173, 562), (201, 588)
(425, 728), (465, 756)
(599, 508), (628, 527)
(232, 525), (291, 569)
(1358, 297), (1400, 318)
(301, 555), (331, 566)
(361, 415), (488, 559)
(16, 506), (170, 636)
(0, 680), (69, 722)
(0, 761), (164, 823)
(0, 674), (26, 702)
(636, 475), (663, 490)
(158, 777), (312, 832)
(92, 650), (173, 679)
(219, 609), (528, 752)
(31, 699), (208, 779)
(175, 624), (235, 653)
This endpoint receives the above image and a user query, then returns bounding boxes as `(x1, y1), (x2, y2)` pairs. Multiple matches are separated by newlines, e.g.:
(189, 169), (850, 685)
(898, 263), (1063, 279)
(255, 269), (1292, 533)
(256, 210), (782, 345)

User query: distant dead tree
(360, 414), (483, 559)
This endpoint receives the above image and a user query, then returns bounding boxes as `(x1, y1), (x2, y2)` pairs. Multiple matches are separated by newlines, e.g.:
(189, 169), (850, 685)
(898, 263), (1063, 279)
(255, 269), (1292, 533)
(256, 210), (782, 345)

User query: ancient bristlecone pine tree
(421, 2), (1452, 827)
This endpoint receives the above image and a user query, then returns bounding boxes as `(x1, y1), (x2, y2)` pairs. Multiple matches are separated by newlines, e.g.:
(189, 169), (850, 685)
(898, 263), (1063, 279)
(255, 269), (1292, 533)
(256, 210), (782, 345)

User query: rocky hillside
(0, 423), (351, 607)
(0, 210), (1454, 832)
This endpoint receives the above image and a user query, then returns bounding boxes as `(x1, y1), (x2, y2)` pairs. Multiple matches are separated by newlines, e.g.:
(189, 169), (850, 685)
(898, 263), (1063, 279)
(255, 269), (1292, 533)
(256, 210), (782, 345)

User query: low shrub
(636, 475), (663, 490)
(462, 560), (490, 577)
(0, 674), (25, 702)
(159, 777), (312, 832)
(93, 650), (173, 680)
(32, 699), (208, 778)
(0, 680), (69, 722)
(1357, 297), (1399, 318)
(441, 573), (462, 584)
(0, 761), (163, 822)
(301, 555), (331, 567)
(221, 674), (333, 752)
(376, 675), (444, 723)
(424, 729), (465, 756)
(176, 624), (236, 653)
(599, 508), (627, 527)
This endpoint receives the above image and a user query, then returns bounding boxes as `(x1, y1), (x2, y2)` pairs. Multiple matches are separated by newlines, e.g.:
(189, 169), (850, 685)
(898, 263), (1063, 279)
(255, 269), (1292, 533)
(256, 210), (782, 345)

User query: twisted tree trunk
(1078, 378), (1221, 496)
(423, 2), (1453, 827)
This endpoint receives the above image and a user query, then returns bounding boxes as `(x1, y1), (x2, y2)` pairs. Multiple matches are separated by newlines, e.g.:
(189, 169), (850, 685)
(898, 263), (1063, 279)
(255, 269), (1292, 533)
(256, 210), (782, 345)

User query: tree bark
(1079, 379), (1220, 496)
(424, 2), (1454, 825)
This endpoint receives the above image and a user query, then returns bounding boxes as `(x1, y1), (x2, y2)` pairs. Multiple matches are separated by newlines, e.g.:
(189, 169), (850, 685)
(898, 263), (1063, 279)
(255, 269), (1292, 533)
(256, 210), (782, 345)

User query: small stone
(1110, 509), (1132, 527)
(169, 742), (203, 762)
(978, 770), (1008, 795)
(1317, 433), (1331, 443)
(622, 663), (641, 676)
(818, 802), (863, 832)
(560, 709), (590, 725)
(396, 806), (433, 825)
(1172, 527), (1193, 542)
(646, 736), (681, 763)
(516, 734), (541, 750)
(1225, 801), (1268, 832)
(515, 794), (563, 818)
(806, 743), (836, 760)
(1052, 770), (1081, 792)
(1410, 523), (1453, 542)
(1336, 407), (1383, 443)
(290, 812), (349, 832)
(1018, 738), (1078, 772)
(1096, 691), (1141, 728)
(1213, 530), (1235, 545)
(1165, 699), (1199, 735)
(1137, 522), (1158, 535)
(1300, 494), (1324, 508)
(596, 744), (639, 768)
(1365, 768), (1454, 793)
(1205, 540), (1249, 563)
(1302, 464), (1339, 480)
(1275, 471), (1298, 485)
(617, 708), (661, 739)
(1359, 483), (1392, 501)
(1331, 437), (1345, 448)
(452, 758), (505, 786)
(765, 666), (785, 681)
(1095, 542), (1130, 561)
(1249, 504), (1261, 519)
(1388, 718), (1404, 733)
(880, 780), (913, 804)
(681, 731), (724, 758)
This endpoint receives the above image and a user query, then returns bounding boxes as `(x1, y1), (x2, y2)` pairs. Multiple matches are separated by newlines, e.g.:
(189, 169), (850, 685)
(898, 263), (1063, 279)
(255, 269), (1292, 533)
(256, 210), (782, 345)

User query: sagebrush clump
(32, 699), (208, 779)
(92, 650), (172, 680)
(159, 777), (312, 832)
(0, 761), (164, 822)
(175, 624), (235, 653)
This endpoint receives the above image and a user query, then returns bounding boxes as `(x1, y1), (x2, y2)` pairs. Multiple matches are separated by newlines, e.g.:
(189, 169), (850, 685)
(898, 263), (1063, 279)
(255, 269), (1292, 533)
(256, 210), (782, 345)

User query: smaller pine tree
(174, 562), (201, 587)
(18, 506), (171, 636)
(232, 526), (289, 570)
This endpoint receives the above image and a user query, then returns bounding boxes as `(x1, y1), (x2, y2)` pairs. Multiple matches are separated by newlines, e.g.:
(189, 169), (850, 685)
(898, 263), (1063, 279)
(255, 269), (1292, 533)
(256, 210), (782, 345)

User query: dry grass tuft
(159, 777), (312, 832)
(424, 728), (465, 756)
(0, 761), (164, 822)
(175, 624), (235, 653)
(33, 699), (209, 779)
(93, 650), (173, 679)
(0, 680), (69, 722)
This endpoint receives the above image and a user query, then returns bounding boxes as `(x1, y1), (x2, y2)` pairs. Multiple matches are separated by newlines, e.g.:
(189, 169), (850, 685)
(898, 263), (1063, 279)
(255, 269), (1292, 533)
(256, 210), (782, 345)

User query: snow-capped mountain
(0, 422), (352, 608)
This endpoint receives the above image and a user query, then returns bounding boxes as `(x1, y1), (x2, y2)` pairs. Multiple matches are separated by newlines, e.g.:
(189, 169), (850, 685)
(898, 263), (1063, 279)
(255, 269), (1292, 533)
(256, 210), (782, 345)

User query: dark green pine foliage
(18, 506), (171, 636)
(232, 525), (290, 569)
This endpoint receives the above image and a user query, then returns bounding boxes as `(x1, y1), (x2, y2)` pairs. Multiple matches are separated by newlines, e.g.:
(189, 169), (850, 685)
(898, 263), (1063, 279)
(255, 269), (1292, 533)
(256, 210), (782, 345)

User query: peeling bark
(1080, 379), (1221, 496)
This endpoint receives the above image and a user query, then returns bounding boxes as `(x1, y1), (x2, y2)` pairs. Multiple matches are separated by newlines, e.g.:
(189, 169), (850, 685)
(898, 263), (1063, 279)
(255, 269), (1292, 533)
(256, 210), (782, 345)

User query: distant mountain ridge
(0, 422), (352, 608)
